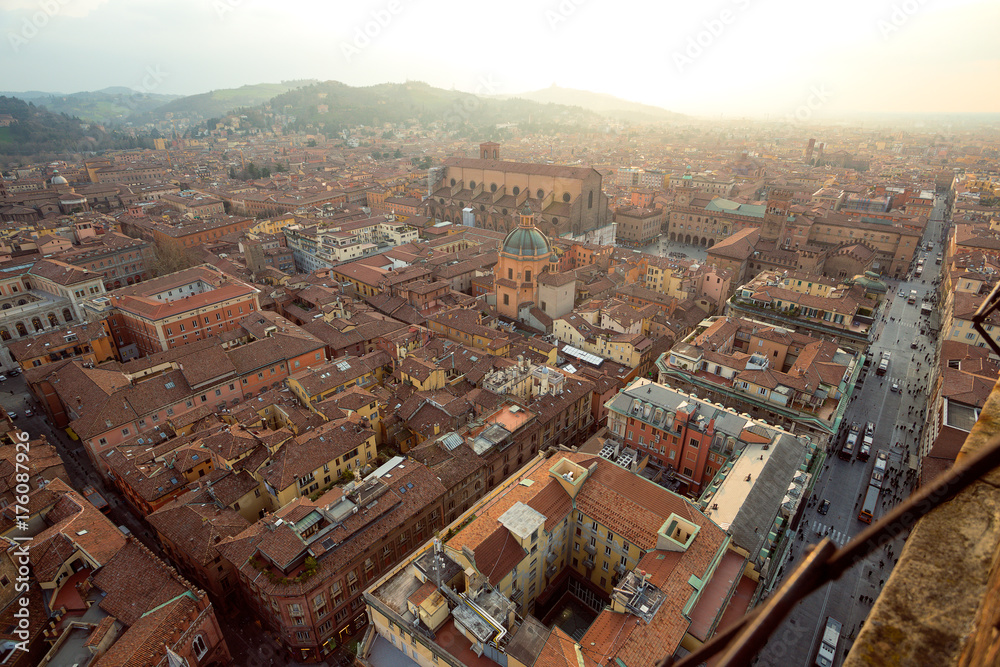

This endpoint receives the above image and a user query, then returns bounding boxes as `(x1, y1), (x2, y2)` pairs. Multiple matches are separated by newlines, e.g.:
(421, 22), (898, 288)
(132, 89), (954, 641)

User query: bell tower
(480, 141), (500, 160)
(761, 188), (793, 243)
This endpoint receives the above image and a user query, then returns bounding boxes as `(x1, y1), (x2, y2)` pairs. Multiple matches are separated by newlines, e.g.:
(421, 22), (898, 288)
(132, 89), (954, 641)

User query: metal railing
(658, 429), (1000, 667)
(972, 279), (1000, 359)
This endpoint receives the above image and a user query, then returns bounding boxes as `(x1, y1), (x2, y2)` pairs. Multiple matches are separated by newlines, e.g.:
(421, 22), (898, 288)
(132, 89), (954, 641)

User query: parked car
(0, 375), (6, 382)
(891, 382), (901, 393)
(24, 408), (32, 417)
(82, 485), (110, 514)
(6, 411), (15, 420)
(818, 499), (830, 515)
(7, 369), (19, 377)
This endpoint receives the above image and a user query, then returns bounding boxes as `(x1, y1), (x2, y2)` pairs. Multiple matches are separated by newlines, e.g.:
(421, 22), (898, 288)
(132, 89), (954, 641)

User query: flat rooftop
(702, 435), (779, 529)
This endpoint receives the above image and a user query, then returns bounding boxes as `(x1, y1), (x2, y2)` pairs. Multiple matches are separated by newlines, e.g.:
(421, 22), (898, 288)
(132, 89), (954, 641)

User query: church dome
(503, 226), (551, 257)
(51, 172), (68, 185)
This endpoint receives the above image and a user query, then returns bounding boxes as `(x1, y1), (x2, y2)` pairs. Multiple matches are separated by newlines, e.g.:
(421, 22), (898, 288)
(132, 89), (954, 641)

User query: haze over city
(2, 2), (1000, 667)
(2, 0), (999, 116)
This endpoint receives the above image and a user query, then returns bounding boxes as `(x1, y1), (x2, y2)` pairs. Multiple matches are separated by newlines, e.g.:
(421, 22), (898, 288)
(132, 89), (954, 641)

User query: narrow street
(5, 376), (356, 666)
(754, 193), (949, 666)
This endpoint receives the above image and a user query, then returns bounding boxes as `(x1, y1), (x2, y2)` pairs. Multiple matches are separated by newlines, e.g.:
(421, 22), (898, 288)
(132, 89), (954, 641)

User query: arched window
(480, 205), (485, 212)
(31, 317), (43, 332)
(469, 181), (476, 189)
(191, 635), (208, 660)
(502, 208), (508, 216)
(449, 178), (456, 187)
(47, 313), (57, 327)
(63, 308), (73, 322)
(15, 323), (26, 336)
(0, 328), (9, 341)
(551, 217), (558, 227)
(563, 193), (571, 203)
(512, 186), (520, 196)
(588, 191), (593, 209)
(1, 304), (9, 310)
(16, 299), (26, 306)
(537, 188), (544, 199)
(490, 183), (497, 192)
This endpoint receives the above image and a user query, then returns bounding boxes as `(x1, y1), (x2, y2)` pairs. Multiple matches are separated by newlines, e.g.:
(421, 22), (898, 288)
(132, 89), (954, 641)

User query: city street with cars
(754, 193), (949, 666)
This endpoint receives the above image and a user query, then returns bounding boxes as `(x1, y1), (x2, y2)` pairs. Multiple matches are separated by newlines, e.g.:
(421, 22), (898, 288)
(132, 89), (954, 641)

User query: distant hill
(0, 88), (181, 124)
(0, 90), (63, 100)
(246, 80), (604, 135)
(155, 81), (318, 118)
(503, 85), (685, 123)
(0, 96), (150, 162)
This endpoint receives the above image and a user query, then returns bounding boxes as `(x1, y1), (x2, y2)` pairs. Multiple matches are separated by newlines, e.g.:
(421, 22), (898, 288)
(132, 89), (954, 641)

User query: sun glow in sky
(2, 0), (997, 116)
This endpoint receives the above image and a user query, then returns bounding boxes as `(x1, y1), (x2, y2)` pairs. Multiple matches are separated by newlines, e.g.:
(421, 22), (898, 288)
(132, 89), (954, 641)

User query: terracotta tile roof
(6, 320), (111, 360)
(84, 615), (116, 648)
(27, 479), (126, 581)
(579, 478), (729, 665)
(148, 497), (249, 566)
(93, 538), (199, 626)
(93, 595), (199, 667)
(221, 461), (446, 597)
(525, 479), (572, 532)
(575, 458), (693, 550)
(261, 420), (374, 491)
(474, 526), (528, 587)
(537, 626), (601, 667)
(29, 257), (100, 285)
(408, 580), (437, 606)
(580, 611), (636, 665)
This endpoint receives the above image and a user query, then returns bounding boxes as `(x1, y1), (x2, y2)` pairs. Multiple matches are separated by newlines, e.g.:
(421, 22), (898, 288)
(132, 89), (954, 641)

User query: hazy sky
(2, 0), (997, 116)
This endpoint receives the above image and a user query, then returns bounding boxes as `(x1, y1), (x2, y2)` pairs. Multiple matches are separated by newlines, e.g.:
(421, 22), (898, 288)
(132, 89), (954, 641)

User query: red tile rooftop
(687, 549), (746, 642)
(706, 573), (757, 667)
(431, 616), (500, 667)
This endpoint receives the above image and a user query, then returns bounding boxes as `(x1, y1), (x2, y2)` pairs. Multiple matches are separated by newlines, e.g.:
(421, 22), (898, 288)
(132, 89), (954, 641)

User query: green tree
(370, 151), (381, 159)
(307, 138), (317, 147)
(393, 148), (402, 159)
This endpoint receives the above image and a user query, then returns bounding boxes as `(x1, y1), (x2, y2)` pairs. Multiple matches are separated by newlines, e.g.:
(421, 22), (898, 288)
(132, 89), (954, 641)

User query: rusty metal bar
(660, 430), (1000, 667)
(971, 280), (1000, 358)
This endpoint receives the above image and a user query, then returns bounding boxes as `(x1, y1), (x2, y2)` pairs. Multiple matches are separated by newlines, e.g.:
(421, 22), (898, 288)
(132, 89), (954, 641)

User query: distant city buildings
(0, 116), (994, 666)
